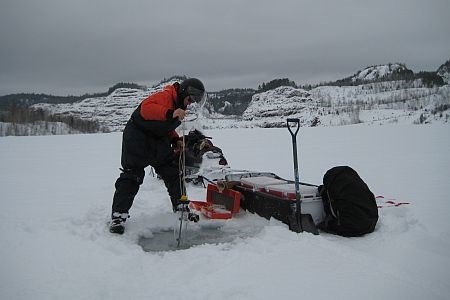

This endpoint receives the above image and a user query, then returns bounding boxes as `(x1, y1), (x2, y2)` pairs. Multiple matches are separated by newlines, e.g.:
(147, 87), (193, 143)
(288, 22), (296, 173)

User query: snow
(1, 125), (450, 299)
(351, 63), (406, 82)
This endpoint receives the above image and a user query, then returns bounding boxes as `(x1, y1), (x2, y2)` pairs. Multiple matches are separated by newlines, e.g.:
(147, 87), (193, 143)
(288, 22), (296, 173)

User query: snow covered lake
(1, 124), (449, 299)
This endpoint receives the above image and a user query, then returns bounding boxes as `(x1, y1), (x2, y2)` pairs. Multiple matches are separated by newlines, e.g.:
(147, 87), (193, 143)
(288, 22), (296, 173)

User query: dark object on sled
(318, 166), (378, 237)
(184, 129), (228, 169)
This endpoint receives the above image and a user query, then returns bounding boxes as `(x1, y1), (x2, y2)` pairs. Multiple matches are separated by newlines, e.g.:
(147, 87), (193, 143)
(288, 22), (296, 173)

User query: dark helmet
(179, 78), (205, 103)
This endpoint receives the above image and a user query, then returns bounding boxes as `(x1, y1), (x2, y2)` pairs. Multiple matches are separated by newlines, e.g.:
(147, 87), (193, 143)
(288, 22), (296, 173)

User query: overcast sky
(1, 0), (449, 96)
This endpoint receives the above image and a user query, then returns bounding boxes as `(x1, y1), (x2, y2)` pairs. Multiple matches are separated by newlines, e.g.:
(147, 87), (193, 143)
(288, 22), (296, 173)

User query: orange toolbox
(189, 183), (241, 219)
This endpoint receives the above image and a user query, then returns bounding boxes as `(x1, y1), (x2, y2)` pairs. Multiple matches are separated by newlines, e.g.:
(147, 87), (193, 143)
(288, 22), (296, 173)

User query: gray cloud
(1, 0), (449, 95)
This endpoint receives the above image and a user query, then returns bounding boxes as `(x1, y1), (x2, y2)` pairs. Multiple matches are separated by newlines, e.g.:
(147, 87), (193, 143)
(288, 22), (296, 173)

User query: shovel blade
(300, 213), (319, 235)
(288, 213), (319, 235)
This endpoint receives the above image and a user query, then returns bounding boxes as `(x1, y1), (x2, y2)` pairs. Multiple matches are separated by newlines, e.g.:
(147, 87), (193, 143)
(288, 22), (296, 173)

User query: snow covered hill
(437, 60), (450, 84)
(238, 63), (449, 128)
(34, 87), (156, 132)
(31, 80), (450, 131)
(32, 78), (186, 132)
(350, 63), (413, 82)
(26, 63), (450, 132)
(1, 125), (449, 299)
(222, 81), (449, 128)
(309, 81), (450, 125)
(242, 86), (320, 127)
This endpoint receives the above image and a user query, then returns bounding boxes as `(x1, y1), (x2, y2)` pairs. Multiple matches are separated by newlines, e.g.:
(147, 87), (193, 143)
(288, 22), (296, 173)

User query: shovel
(287, 118), (319, 235)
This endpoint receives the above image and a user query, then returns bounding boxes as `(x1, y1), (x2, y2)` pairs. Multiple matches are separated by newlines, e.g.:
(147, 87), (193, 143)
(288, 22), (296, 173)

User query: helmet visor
(187, 86), (205, 103)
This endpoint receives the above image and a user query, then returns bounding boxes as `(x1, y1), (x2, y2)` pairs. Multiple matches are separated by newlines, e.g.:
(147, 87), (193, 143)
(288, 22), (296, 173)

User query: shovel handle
(287, 118), (300, 138)
(287, 118), (301, 199)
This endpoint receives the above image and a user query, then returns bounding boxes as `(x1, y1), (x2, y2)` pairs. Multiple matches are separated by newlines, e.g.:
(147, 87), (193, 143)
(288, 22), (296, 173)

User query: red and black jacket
(130, 83), (181, 139)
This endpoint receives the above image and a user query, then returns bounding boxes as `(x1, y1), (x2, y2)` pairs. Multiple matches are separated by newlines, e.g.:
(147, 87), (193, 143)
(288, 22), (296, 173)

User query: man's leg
(110, 168), (144, 234)
(154, 162), (182, 211)
(112, 168), (145, 214)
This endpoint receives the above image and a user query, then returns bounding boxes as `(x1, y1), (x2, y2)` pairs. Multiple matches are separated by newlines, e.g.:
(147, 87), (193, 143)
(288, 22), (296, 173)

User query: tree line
(258, 78), (297, 92)
(0, 104), (107, 134)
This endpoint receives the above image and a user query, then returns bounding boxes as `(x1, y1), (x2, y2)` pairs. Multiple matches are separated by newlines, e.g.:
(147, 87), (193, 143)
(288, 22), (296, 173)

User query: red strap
(377, 196), (410, 208)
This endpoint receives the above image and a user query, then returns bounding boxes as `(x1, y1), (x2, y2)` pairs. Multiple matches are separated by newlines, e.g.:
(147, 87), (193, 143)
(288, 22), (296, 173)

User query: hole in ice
(138, 221), (263, 252)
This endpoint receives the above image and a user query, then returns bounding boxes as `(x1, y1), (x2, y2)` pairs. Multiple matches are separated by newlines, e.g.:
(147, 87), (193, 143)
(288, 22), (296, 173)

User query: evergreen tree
(257, 78), (296, 92)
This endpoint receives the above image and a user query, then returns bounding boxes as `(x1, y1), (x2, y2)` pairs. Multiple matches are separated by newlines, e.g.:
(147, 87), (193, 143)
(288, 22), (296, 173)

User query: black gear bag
(318, 166), (378, 237)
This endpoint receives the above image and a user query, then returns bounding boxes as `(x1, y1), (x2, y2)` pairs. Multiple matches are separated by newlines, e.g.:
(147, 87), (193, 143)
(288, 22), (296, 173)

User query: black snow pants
(111, 119), (182, 215)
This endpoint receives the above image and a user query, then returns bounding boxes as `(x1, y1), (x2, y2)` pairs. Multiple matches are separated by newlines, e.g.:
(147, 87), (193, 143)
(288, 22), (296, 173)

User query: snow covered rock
(351, 63), (413, 83)
(242, 86), (320, 127)
(437, 60), (450, 84)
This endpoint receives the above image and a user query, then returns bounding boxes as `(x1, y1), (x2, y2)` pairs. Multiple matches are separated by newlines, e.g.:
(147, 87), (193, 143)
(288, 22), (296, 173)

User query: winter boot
(109, 212), (129, 234)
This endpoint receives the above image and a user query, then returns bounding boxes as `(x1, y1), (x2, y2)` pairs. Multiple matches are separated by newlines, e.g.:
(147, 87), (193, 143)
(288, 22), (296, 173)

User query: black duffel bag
(318, 166), (378, 237)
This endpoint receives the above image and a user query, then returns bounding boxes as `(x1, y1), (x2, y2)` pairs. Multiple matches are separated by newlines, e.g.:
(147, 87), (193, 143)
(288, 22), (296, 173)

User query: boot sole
(109, 225), (125, 234)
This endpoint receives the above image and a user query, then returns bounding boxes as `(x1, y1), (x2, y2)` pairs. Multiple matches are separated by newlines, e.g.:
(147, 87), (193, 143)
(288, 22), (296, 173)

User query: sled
(234, 179), (324, 229)
(188, 173), (325, 229)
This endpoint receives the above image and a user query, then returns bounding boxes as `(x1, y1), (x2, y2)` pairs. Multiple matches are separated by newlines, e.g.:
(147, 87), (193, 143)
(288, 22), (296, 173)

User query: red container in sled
(189, 184), (241, 219)
(208, 184), (241, 214)
(189, 202), (233, 219)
